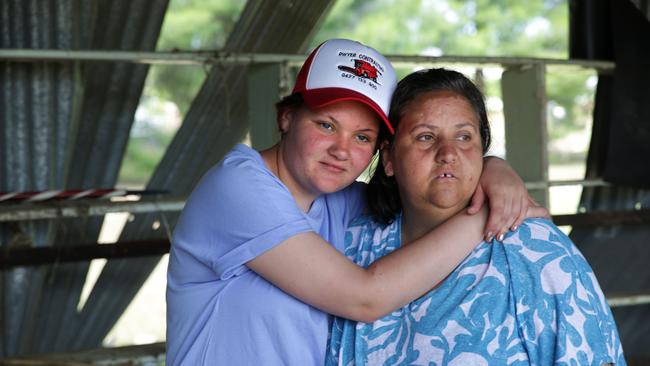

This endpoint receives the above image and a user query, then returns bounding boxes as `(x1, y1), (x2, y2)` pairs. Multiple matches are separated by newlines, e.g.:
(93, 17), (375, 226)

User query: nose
(328, 135), (350, 161)
(435, 139), (458, 164)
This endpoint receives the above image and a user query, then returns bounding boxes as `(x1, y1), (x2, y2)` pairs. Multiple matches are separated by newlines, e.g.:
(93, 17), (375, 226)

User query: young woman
(166, 40), (546, 365)
(327, 68), (625, 366)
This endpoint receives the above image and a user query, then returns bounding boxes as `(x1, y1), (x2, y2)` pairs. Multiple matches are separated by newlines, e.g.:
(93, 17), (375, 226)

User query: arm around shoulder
(247, 206), (488, 322)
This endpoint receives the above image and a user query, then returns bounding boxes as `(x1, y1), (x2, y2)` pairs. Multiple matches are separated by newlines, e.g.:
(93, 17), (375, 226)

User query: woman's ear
(277, 108), (294, 135)
(381, 141), (394, 177)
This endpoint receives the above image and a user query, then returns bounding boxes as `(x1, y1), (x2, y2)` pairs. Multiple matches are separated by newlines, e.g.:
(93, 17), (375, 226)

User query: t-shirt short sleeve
(172, 145), (314, 281)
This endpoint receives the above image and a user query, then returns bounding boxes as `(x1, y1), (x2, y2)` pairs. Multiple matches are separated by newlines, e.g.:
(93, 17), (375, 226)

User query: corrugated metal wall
(1, 0), (83, 356)
(571, 186), (650, 357)
(0, 0), (169, 356)
(40, 0), (170, 353)
(570, 76), (650, 357)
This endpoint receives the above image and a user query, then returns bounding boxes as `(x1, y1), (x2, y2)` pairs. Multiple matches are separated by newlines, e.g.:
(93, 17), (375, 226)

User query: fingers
(528, 196), (541, 207)
(527, 202), (551, 219)
(484, 190), (531, 242)
(467, 184), (486, 215)
(484, 193), (514, 242)
(525, 196), (551, 218)
(502, 193), (523, 234)
(511, 194), (529, 231)
(489, 197), (550, 243)
(483, 200), (500, 242)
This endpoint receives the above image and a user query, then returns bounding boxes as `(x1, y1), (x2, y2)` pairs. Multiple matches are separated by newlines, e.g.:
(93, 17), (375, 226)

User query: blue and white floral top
(327, 216), (626, 366)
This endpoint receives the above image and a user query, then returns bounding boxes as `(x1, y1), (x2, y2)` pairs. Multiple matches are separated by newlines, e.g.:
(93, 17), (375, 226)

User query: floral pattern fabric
(326, 217), (626, 366)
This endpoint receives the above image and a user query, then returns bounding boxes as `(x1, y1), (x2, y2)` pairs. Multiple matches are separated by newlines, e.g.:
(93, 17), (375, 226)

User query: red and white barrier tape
(0, 189), (162, 202)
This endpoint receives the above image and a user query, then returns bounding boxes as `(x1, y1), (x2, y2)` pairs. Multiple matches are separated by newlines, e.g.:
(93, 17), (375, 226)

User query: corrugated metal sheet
(571, 185), (650, 357)
(43, 0), (169, 353)
(0, 0), (81, 357)
(0, 0), (169, 356)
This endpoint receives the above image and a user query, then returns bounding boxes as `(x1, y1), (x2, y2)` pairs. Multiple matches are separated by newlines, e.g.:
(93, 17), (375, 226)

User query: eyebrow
(410, 122), (479, 132)
(321, 113), (379, 133)
(454, 122), (479, 131)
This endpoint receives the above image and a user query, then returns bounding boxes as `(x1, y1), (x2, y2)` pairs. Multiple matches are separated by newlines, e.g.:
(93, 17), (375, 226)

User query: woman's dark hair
(367, 68), (492, 225)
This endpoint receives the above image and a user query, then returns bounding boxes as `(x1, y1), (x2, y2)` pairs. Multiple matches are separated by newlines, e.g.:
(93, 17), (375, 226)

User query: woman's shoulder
(508, 218), (576, 251)
(503, 217), (597, 293)
(214, 144), (267, 176)
(184, 144), (292, 221)
(504, 222), (624, 364)
(198, 144), (280, 192)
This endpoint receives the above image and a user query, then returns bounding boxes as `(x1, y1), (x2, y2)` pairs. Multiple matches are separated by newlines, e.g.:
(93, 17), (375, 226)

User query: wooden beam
(0, 240), (170, 269)
(1, 342), (165, 365)
(0, 197), (185, 222)
(553, 208), (650, 227)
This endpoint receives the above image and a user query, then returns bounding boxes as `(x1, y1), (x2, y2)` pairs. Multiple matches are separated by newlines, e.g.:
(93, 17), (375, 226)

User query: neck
(261, 144), (316, 213)
(400, 205), (458, 245)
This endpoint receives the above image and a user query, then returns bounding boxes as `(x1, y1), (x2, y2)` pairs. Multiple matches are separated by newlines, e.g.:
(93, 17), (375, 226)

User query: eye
(458, 134), (471, 141)
(416, 133), (434, 142)
(317, 121), (334, 132)
(355, 134), (373, 144)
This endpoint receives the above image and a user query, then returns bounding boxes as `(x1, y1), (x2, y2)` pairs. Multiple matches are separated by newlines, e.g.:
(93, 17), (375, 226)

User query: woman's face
(384, 90), (484, 215)
(279, 100), (380, 198)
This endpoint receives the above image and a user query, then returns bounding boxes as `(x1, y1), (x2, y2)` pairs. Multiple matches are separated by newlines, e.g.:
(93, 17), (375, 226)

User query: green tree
(314, 0), (566, 57)
(119, 0), (244, 186)
(150, 0), (245, 115)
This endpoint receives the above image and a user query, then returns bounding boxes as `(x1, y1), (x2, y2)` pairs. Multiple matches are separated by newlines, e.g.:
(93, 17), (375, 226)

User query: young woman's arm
(468, 156), (549, 241)
(248, 207), (487, 323)
(249, 158), (547, 323)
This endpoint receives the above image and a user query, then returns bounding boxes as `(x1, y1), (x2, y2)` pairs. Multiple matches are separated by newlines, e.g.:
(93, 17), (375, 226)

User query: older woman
(327, 68), (625, 366)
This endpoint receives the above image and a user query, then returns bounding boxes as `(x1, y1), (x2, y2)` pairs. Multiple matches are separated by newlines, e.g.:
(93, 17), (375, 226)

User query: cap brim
(301, 88), (394, 135)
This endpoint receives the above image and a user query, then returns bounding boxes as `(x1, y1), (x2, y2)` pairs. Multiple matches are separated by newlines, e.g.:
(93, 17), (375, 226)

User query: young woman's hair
(275, 92), (304, 131)
(367, 68), (492, 225)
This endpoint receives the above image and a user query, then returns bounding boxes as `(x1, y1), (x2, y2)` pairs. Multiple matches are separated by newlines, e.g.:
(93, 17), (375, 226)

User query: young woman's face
(279, 100), (380, 198)
(384, 90), (484, 215)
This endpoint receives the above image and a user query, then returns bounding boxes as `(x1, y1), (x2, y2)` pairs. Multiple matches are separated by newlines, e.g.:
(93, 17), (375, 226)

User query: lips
(435, 171), (457, 180)
(320, 161), (346, 173)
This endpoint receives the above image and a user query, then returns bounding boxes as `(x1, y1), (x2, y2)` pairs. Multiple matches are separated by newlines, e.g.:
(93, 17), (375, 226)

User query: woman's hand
(467, 157), (549, 241)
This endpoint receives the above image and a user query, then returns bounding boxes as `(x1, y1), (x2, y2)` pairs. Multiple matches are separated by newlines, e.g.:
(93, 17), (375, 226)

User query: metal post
(247, 63), (282, 150)
(501, 64), (549, 207)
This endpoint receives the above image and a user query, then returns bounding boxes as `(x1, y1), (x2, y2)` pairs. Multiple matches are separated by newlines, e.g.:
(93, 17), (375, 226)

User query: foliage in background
(151, 0), (245, 115)
(118, 0), (245, 186)
(314, 0), (594, 163)
(314, 0), (567, 57)
(120, 0), (595, 185)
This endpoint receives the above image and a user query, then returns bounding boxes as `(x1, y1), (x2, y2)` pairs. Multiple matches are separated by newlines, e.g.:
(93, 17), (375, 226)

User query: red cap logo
(338, 59), (382, 84)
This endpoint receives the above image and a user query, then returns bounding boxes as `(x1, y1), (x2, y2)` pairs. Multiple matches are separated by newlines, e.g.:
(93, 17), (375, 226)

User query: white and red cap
(293, 39), (397, 134)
